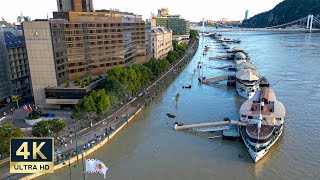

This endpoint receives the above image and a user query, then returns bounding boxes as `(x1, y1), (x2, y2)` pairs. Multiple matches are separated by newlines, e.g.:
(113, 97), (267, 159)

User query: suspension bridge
(204, 15), (320, 33)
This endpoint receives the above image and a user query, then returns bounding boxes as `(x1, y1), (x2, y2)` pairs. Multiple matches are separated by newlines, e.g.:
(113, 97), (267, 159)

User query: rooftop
(236, 69), (260, 80)
(151, 27), (172, 34)
(239, 88), (286, 120)
(4, 31), (25, 48)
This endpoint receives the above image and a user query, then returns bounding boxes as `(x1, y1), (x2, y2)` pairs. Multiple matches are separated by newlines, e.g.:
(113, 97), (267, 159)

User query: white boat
(236, 69), (260, 99)
(222, 38), (242, 43)
(234, 52), (250, 64)
(239, 87), (286, 162)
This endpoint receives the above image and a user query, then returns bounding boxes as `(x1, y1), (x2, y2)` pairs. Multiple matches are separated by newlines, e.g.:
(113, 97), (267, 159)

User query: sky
(0, 0), (283, 23)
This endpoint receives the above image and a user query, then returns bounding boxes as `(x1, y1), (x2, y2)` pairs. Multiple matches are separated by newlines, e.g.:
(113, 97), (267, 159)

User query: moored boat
(239, 87), (286, 162)
(236, 69), (260, 99)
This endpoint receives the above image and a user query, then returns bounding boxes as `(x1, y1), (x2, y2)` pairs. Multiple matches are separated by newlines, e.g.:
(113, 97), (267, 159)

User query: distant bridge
(204, 15), (320, 33)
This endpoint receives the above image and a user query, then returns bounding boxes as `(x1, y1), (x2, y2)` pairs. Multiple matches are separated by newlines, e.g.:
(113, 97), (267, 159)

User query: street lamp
(105, 112), (109, 139)
(74, 125), (78, 167)
(46, 120), (50, 137)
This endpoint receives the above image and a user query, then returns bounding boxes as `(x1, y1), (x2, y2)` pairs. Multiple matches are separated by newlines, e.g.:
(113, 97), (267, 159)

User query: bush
(75, 78), (80, 86)
(26, 111), (40, 120)
(66, 80), (70, 88)
(81, 80), (85, 88)
(85, 80), (91, 86)
(88, 76), (93, 83)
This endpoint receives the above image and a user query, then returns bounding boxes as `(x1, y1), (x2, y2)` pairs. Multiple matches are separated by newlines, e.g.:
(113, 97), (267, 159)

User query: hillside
(242, 0), (320, 28)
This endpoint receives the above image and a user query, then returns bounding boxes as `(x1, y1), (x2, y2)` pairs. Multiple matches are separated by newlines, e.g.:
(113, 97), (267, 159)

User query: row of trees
(32, 118), (67, 137)
(103, 64), (154, 107)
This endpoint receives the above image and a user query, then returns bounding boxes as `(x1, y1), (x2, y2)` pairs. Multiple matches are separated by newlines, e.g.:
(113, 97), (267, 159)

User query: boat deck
(246, 124), (274, 140)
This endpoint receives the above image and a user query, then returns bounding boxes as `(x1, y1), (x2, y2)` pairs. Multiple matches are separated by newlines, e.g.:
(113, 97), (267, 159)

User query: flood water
(38, 29), (320, 180)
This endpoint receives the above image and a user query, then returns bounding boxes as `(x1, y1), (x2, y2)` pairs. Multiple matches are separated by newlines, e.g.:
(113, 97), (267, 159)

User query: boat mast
(256, 97), (263, 151)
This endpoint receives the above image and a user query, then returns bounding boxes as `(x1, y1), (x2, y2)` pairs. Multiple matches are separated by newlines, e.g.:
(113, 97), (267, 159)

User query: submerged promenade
(2, 38), (199, 180)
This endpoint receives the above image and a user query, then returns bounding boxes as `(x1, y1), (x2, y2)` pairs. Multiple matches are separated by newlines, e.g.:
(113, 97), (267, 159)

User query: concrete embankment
(20, 39), (199, 180)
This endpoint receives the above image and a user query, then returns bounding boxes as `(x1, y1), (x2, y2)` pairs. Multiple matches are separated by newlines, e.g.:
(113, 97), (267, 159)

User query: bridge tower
(307, 15), (314, 32)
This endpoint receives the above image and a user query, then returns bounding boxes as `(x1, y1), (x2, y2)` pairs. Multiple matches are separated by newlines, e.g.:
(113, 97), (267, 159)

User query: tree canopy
(32, 119), (67, 137)
(32, 120), (51, 137)
(0, 124), (24, 156)
(72, 89), (111, 121)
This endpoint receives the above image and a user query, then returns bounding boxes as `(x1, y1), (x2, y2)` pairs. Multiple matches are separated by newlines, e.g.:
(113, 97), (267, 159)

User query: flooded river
(38, 30), (320, 180)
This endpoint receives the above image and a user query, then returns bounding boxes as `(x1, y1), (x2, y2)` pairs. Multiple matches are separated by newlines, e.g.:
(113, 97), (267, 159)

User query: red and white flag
(85, 158), (108, 179)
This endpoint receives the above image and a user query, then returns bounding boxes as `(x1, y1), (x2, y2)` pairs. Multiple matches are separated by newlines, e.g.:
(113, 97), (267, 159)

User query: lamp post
(47, 120), (50, 137)
(74, 125), (78, 167)
(105, 112), (109, 139)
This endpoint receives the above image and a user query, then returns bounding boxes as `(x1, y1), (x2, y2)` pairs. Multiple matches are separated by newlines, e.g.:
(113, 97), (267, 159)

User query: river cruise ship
(239, 87), (286, 162)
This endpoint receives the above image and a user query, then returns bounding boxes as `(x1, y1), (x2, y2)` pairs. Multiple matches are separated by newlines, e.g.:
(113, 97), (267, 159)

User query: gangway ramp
(174, 120), (246, 133)
(202, 75), (229, 84)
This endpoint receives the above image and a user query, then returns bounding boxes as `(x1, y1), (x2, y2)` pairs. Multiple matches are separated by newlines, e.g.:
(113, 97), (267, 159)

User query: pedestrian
(83, 145), (86, 150)
(61, 142), (64, 148)
(3, 112), (6, 116)
(70, 139), (72, 144)
(88, 143), (90, 149)
(64, 142), (67, 148)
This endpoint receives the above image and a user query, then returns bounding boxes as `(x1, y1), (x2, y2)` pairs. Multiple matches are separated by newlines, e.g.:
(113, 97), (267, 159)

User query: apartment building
(151, 27), (172, 59)
(23, 8), (148, 108)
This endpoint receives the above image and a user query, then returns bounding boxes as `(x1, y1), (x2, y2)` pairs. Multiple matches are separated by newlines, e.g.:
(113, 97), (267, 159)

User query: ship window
(276, 118), (281, 120)
(248, 116), (253, 119)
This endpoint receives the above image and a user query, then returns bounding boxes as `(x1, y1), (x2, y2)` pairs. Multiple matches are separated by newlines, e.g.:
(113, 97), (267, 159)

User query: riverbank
(14, 38), (199, 180)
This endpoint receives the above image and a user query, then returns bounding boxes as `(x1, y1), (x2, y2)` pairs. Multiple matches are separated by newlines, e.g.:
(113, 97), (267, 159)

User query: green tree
(26, 111), (40, 120)
(132, 64), (154, 86)
(85, 80), (91, 86)
(32, 121), (50, 137)
(66, 80), (70, 88)
(88, 76), (93, 83)
(104, 79), (126, 106)
(75, 78), (80, 86)
(71, 99), (85, 127)
(0, 124), (24, 156)
(48, 119), (66, 137)
(94, 89), (111, 120)
(81, 80), (85, 88)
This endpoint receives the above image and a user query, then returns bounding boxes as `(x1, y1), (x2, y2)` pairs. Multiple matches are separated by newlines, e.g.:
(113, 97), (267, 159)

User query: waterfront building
(23, 4), (148, 108)
(1, 28), (31, 98)
(0, 28), (11, 105)
(145, 20), (152, 61)
(151, 27), (172, 59)
(151, 8), (189, 36)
